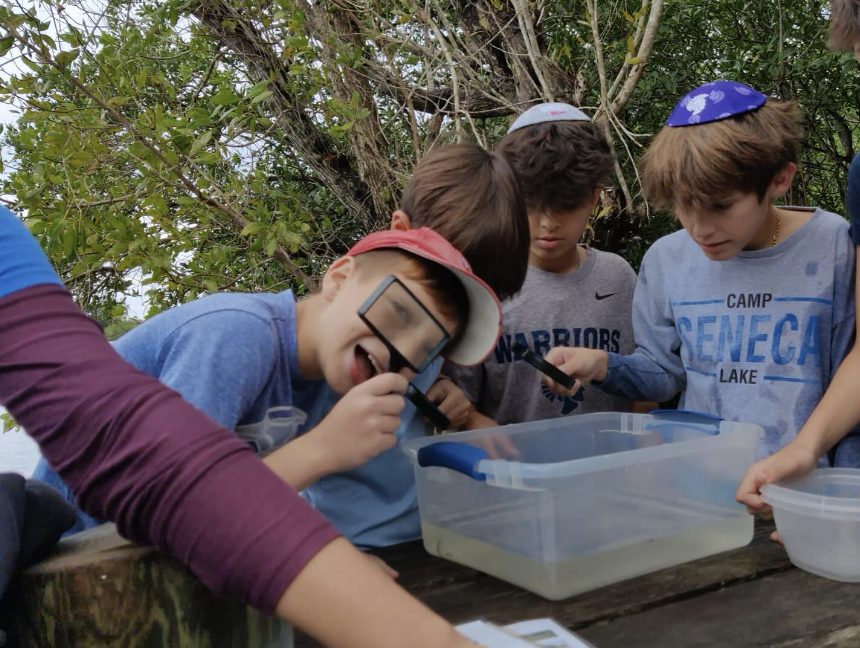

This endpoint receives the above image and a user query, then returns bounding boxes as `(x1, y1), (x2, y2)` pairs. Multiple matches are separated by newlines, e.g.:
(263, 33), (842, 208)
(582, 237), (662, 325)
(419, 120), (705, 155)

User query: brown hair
(828, 0), (860, 52)
(399, 143), (529, 301)
(641, 100), (802, 212)
(353, 250), (469, 340)
(496, 120), (614, 213)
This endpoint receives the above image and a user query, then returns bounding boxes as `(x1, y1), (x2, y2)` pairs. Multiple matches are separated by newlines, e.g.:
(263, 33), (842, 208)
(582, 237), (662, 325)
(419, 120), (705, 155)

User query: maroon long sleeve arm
(0, 284), (340, 613)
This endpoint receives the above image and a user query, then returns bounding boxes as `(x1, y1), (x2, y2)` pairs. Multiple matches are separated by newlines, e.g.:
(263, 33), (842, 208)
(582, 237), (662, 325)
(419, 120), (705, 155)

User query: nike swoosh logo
(595, 292), (617, 300)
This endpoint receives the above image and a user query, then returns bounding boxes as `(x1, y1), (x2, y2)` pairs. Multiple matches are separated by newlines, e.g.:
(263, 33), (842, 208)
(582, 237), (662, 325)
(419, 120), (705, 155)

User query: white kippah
(507, 102), (591, 133)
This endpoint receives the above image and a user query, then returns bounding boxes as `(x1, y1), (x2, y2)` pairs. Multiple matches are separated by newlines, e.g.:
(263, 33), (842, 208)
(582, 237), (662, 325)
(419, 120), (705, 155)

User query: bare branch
(510, 0), (555, 101)
(610, 0), (664, 115)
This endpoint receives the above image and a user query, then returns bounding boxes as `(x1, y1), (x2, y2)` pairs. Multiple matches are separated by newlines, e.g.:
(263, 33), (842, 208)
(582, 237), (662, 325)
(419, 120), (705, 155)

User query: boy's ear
(588, 187), (603, 210)
(769, 162), (798, 199)
(390, 210), (412, 231)
(320, 256), (357, 302)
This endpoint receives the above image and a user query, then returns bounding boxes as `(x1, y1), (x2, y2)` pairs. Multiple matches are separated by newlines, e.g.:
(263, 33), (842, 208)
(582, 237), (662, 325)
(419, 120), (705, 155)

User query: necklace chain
(771, 209), (781, 247)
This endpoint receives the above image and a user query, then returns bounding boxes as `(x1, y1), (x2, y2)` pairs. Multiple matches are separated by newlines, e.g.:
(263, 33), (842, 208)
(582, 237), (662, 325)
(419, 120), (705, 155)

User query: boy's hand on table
(543, 347), (608, 396)
(312, 372), (408, 474)
(427, 378), (472, 430)
(736, 441), (818, 522)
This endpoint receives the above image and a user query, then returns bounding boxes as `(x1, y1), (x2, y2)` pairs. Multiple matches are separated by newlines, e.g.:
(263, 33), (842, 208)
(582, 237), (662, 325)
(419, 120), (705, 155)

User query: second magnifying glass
(512, 342), (575, 390)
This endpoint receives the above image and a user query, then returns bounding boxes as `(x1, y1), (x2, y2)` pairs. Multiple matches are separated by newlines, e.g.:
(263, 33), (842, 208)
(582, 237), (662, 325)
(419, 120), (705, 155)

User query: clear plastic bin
(762, 468), (860, 582)
(403, 411), (761, 600)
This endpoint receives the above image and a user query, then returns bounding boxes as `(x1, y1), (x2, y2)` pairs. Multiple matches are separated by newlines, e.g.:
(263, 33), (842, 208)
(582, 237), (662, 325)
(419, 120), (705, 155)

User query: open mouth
(353, 345), (385, 384)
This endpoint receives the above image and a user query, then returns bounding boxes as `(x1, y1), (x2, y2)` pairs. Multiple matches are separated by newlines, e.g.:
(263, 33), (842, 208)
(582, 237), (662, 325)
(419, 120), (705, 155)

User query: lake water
(0, 426), (40, 476)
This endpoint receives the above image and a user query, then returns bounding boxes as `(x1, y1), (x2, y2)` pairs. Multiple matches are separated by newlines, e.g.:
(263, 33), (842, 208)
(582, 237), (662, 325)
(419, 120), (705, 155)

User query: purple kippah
(666, 80), (767, 127)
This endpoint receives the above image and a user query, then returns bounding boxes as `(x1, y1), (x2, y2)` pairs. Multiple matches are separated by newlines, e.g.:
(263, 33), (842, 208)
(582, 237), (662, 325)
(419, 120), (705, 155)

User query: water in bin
(409, 412), (760, 599)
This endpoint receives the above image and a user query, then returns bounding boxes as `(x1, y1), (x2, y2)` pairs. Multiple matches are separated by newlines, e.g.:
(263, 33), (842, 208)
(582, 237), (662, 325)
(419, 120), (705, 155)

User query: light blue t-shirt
(599, 208), (857, 463)
(296, 358), (442, 548)
(0, 206), (62, 298)
(113, 291), (310, 450)
(34, 290), (318, 531)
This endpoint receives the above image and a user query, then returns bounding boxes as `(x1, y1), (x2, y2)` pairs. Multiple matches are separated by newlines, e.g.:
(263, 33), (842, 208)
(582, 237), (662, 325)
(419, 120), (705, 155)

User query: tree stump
(10, 524), (292, 647)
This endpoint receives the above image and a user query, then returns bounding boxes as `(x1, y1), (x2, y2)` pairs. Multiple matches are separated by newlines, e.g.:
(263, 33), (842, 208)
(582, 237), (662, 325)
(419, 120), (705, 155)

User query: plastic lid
(761, 468), (860, 520)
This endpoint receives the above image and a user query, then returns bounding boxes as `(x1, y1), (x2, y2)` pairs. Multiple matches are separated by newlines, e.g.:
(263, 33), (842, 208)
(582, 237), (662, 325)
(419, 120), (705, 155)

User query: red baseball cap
(348, 227), (502, 366)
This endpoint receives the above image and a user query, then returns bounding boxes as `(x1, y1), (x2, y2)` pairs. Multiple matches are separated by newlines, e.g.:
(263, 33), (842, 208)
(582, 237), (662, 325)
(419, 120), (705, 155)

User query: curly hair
(495, 120), (614, 213)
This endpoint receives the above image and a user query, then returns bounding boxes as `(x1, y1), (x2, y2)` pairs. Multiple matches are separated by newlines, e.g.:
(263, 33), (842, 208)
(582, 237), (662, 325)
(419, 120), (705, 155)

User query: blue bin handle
(417, 442), (489, 481)
(648, 408), (723, 425)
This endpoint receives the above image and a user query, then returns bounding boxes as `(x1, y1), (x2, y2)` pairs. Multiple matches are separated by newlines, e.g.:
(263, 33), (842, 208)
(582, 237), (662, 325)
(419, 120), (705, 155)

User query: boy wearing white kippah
(446, 103), (639, 428)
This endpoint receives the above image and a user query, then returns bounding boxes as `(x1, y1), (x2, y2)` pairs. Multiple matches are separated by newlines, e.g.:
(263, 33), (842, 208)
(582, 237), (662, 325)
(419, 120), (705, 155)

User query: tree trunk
(10, 524), (292, 648)
(192, 0), (380, 231)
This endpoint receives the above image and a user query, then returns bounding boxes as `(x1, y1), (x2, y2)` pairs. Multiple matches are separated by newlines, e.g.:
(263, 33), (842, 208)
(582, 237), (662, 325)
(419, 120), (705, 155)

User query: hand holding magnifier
(512, 342), (575, 390)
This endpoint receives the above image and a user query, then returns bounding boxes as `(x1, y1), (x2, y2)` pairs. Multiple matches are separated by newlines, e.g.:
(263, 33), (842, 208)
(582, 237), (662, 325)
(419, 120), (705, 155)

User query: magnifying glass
(512, 342), (575, 390)
(358, 275), (452, 431)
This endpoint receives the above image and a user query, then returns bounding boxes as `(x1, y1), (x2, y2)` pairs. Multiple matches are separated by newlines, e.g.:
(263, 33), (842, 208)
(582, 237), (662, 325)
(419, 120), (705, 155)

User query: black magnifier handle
(406, 383), (451, 431)
(512, 342), (575, 390)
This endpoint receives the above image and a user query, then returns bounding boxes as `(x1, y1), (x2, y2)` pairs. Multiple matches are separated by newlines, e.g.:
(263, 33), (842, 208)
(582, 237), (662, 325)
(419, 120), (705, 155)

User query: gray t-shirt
(600, 208), (856, 461)
(448, 247), (636, 424)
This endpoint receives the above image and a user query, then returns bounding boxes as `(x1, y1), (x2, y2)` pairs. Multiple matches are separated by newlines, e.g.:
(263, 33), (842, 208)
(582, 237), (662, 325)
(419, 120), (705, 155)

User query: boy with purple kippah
(737, 2), (860, 510)
(543, 81), (857, 470)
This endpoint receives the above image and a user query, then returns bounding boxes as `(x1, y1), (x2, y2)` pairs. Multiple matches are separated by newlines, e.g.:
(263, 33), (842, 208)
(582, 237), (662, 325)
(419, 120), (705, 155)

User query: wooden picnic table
(296, 518), (860, 647)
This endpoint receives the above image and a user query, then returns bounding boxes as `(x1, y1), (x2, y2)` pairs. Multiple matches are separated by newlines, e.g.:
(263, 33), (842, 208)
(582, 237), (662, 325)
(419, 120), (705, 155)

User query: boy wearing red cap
(0, 208), (483, 648)
(543, 81), (856, 469)
(32, 226), (502, 533)
(295, 143), (529, 549)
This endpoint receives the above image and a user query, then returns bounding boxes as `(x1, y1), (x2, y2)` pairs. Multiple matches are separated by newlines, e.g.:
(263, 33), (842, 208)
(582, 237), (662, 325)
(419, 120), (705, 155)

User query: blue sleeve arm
(0, 207), (63, 298)
(599, 250), (687, 403)
(848, 154), (860, 246)
(829, 226), (857, 378)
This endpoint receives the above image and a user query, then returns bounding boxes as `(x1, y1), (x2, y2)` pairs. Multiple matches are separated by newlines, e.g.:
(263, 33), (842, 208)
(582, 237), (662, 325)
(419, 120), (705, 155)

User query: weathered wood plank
(579, 569), (860, 647)
(11, 524), (292, 648)
(296, 519), (792, 647)
(388, 521), (789, 628)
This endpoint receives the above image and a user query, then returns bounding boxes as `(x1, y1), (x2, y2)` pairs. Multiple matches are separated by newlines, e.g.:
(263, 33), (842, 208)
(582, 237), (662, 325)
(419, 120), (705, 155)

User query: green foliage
(0, 0), (855, 317)
(0, 1), (343, 316)
(102, 317), (142, 341)
(1, 410), (16, 433)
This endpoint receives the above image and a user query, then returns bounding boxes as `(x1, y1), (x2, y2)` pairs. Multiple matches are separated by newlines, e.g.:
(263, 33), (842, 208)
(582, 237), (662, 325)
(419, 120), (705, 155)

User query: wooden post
(10, 524), (292, 647)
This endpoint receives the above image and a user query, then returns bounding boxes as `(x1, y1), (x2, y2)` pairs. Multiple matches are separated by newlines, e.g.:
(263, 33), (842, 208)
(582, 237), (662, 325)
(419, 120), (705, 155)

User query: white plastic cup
(762, 468), (860, 581)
